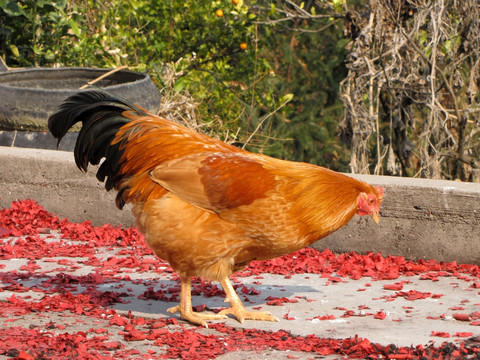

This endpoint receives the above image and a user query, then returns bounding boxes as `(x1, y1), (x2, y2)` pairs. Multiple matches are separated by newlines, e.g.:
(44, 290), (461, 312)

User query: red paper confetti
(2, 200), (480, 360)
(453, 313), (471, 322)
(309, 315), (336, 321)
(454, 332), (474, 338)
(283, 311), (296, 320)
(265, 296), (299, 306)
(193, 304), (207, 312)
(384, 283), (404, 291)
(431, 331), (451, 338)
(374, 311), (387, 320)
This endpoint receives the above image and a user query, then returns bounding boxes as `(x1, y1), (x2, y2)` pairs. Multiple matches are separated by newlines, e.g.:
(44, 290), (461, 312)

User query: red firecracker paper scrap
(1, 200), (480, 359)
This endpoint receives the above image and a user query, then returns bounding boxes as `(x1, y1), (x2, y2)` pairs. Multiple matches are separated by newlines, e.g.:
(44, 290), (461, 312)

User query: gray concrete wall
(1, 146), (479, 264)
(0, 146), (134, 227)
(322, 174), (480, 264)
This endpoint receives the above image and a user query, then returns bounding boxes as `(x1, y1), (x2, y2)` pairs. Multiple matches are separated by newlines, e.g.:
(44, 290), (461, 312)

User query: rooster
(48, 90), (384, 327)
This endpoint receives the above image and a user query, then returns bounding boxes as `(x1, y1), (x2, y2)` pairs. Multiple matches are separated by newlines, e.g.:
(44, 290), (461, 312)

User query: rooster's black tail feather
(48, 90), (149, 204)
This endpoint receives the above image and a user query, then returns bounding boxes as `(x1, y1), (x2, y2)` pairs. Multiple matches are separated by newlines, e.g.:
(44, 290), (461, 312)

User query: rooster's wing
(149, 152), (278, 214)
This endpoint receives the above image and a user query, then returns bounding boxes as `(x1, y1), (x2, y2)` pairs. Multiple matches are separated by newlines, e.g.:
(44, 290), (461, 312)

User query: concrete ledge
(322, 174), (480, 264)
(0, 146), (133, 227)
(1, 146), (479, 264)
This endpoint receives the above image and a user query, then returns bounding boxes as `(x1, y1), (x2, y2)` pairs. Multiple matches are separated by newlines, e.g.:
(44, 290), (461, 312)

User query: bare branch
(339, 0), (480, 181)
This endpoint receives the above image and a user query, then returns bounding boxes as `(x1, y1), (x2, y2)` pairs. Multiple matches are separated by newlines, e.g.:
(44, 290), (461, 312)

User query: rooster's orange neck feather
(287, 167), (371, 244)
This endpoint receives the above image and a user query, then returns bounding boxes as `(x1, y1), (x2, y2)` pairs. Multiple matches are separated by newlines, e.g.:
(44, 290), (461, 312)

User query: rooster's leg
(167, 276), (227, 327)
(219, 276), (279, 323)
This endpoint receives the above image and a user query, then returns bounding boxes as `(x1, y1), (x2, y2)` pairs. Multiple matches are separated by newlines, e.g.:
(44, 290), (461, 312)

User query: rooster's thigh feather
(132, 195), (252, 281)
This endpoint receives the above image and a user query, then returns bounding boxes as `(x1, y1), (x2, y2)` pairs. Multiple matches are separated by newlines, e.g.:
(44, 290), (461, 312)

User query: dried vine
(340, 0), (480, 181)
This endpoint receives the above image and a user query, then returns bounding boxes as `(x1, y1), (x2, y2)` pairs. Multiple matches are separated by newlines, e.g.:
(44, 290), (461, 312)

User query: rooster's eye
(368, 198), (375, 205)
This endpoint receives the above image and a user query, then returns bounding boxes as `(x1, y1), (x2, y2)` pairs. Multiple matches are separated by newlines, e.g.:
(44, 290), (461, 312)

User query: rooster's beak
(371, 212), (380, 224)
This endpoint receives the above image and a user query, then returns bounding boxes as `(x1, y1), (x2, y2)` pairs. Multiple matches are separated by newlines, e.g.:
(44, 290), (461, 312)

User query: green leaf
(280, 93), (294, 104)
(52, 0), (68, 10)
(174, 78), (187, 92)
(444, 39), (452, 52)
(33, 45), (43, 55)
(268, 2), (276, 16)
(0, 0), (25, 16)
(331, 0), (344, 13)
(9, 44), (19, 57)
(37, 0), (52, 8)
(425, 46), (432, 58)
(68, 18), (81, 37)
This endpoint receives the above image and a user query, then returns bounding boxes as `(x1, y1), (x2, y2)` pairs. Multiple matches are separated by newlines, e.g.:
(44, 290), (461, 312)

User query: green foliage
(0, 0), (350, 170)
(1, 0), (68, 65)
(245, 1), (350, 168)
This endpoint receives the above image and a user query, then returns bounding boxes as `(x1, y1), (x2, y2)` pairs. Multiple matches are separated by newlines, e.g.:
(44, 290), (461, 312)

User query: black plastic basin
(0, 67), (162, 131)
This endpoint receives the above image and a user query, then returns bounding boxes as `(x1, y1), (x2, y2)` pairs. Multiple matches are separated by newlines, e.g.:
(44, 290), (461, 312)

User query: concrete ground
(1, 226), (480, 359)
